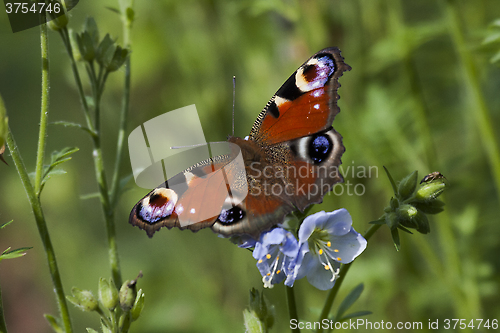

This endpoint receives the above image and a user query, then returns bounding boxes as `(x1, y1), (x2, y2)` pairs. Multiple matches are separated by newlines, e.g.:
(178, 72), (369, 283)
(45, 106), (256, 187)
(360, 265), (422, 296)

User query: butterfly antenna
(232, 75), (236, 136)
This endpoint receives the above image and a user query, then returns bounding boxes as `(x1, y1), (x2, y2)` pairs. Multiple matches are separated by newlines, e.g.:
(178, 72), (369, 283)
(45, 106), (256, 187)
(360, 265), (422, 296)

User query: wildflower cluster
(239, 208), (367, 290)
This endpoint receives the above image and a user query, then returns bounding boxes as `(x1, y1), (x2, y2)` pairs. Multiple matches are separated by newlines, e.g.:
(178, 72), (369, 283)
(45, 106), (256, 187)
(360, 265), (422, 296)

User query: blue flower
(252, 228), (299, 288)
(289, 209), (367, 290)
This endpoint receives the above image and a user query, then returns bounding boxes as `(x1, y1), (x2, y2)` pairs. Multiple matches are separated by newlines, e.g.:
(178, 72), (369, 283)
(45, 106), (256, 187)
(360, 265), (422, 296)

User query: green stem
(0, 280), (7, 333)
(34, 20), (50, 195)
(6, 129), (73, 333)
(316, 224), (381, 333)
(445, 0), (500, 205)
(57, 26), (122, 287)
(286, 286), (300, 333)
(57, 28), (95, 134)
(110, 57), (131, 207)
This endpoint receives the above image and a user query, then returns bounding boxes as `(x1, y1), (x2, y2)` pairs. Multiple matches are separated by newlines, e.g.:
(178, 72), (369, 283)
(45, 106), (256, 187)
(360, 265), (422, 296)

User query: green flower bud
(396, 204), (419, 229)
(77, 31), (96, 62)
(415, 182), (446, 201)
(98, 278), (119, 310)
(96, 34), (116, 68)
(389, 197), (399, 211)
(67, 288), (98, 312)
(414, 210), (430, 234)
(119, 280), (137, 311)
(385, 212), (398, 230)
(243, 309), (265, 333)
(83, 17), (100, 48)
(68, 30), (83, 62)
(248, 288), (275, 329)
(398, 170), (418, 200)
(131, 289), (145, 321)
(106, 46), (129, 72)
(48, 13), (68, 31)
(412, 199), (445, 214)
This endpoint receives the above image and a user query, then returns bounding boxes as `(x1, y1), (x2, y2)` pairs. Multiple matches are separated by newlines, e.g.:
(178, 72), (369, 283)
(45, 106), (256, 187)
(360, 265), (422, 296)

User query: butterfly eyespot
(217, 206), (245, 225)
(138, 188), (178, 223)
(308, 134), (333, 164)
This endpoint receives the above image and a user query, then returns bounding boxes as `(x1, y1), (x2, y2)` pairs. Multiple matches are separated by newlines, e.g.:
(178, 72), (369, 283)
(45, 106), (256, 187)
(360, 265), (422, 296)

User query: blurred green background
(1, 0), (499, 332)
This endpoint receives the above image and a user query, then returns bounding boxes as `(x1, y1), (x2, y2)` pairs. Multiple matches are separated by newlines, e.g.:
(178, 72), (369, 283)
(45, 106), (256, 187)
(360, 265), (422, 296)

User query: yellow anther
(266, 273), (271, 276)
(336, 257), (342, 261)
(324, 265), (330, 270)
(333, 249), (339, 252)
(258, 259), (263, 264)
(276, 270), (281, 274)
(327, 241), (331, 247)
(318, 249), (323, 255)
(266, 254), (271, 259)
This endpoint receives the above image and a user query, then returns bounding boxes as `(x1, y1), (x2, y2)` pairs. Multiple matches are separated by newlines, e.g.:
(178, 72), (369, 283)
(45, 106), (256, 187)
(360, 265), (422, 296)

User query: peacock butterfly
(129, 47), (351, 239)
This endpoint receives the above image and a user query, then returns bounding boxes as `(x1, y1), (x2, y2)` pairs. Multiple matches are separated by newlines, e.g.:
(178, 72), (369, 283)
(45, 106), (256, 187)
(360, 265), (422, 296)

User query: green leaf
(391, 228), (401, 251)
(105, 6), (120, 14)
(0, 247), (32, 260)
(41, 147), (79, 185)
(0, 220), (13, 229)
(482, 32), (500, 45)
(51, 121), (94, 136)
(86, 328), (99, 333)
(336, 284), (365, 320)
(44, 314), (64, 333)
(383, 166), (398, 195)
(368, 218), (386, 225)
(397, 225), (413, 234)
(490, 50), (500, 64)
(340, 310), (372, 320)
(80, 192), (100, 200)
(126, 7), (135, 24)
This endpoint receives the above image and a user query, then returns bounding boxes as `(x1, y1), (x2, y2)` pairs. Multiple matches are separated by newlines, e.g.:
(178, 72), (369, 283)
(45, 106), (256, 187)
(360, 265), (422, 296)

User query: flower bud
(68, 30), (83, 62)
(106, 46), (129, 72)
(98, 278), (119, 310)
(389, 197), (399, 210)
(67, 287), (98, 312)
(398, 171), (418, 200)
(48, 13), (68, 31)
(131, 289), (145, 321)
(412, 199), (445, 214)
(415, 182), (446, 201)
(119, 280), (137, 311)
(243, 309), (265, 333)
(396, 204), (419, 229)
(248, 288), (275, 329)
(385, 212), (398, 230)
(77, 31), (96, 62)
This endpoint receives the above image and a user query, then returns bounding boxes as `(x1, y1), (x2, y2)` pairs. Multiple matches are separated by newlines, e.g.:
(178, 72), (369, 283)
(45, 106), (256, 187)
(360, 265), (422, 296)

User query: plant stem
(316, 224), (381, 333)
(34, 19), (50, 195)
(0, 279), (7, 333)
(286, 286), (300, 333)
(445, 0), (500, 206)
(57, 26), (123, 287)
(6, 129), (73, 333)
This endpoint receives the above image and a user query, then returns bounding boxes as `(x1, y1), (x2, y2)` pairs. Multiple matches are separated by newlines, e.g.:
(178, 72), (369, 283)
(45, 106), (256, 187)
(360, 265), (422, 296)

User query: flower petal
(328, 228), (367, 264)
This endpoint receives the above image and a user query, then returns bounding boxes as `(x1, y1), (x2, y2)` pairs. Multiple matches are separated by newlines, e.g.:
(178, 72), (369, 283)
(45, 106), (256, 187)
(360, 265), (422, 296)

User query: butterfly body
(130, 47), (351, 239)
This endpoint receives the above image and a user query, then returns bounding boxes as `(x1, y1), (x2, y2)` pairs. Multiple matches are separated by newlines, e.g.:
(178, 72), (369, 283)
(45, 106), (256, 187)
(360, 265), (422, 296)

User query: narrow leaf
(336, 284), (365, 320)
(80, 192), (100, 200)
(52, 121), (94, 135)
(0, 247), (32, 260)
(340, 310), (373, 320)
(105, 6), (120, 14)
(383, 166), (398, 195)
(44, 314), (64, 333)
(0, 220), (13, 229)
(391, 228), (401, 251)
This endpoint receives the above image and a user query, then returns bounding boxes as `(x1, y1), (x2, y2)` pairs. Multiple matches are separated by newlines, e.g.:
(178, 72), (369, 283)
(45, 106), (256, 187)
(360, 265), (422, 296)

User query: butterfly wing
(249, 47), (351, 145)
(129, 152), (246, 237)
(212, 48), (350, 238)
